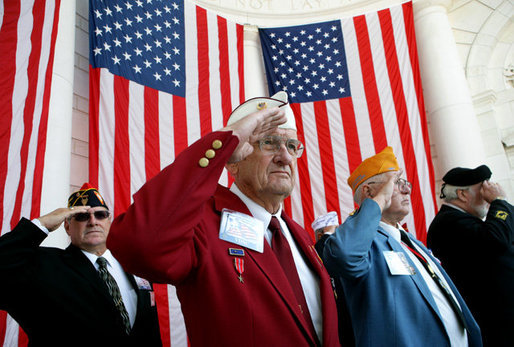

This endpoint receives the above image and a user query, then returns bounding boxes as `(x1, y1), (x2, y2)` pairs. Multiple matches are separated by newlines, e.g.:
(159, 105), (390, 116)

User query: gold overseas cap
(226, 91), (297, 131)
(347, 146), (400, 193)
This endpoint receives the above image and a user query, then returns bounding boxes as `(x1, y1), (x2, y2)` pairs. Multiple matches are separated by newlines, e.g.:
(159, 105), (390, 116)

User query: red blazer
(107, 131), (339, 346)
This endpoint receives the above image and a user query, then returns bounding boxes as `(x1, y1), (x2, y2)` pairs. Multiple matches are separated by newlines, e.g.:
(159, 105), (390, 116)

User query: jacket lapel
(62, 244), (112, 301)
(380, 228), (444, 320)
(213, 186), (316, 344)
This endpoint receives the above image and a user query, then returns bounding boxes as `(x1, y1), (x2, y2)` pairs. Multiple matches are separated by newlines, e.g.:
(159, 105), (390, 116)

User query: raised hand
(481, 180), (507, 204)
(38, 206), (91, 232)
(222, 106), (287, 163)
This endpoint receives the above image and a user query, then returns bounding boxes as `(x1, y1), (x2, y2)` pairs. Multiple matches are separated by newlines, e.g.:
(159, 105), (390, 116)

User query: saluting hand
(372, 170), (402, 212)
(38, 206), (91, 232)
(481, 180), (507, 204)
(221, 106), (287, 163)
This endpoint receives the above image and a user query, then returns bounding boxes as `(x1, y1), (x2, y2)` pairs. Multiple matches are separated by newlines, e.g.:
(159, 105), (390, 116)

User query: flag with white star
(90, 0), (186, 96)
(259, 2), (437, 243)
(260, 20), (351, 103)
(89, 1), (244, 346)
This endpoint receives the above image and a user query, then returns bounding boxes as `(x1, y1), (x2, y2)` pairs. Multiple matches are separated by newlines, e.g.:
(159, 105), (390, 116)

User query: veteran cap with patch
(347, 146), (400, 193)
(68, 183), (109, 210)
(442, 165), (492, 187)
(226, 91), (296, 131)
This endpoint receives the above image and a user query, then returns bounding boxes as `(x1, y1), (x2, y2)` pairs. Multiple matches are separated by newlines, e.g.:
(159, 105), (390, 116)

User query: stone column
(40, 0), (76, 248)
(243, 24), (268, 98)
(413, 0), (486, 179)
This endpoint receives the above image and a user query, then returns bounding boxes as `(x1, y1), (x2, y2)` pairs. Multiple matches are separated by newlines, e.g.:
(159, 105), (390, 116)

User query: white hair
(441, 184), (470, 202)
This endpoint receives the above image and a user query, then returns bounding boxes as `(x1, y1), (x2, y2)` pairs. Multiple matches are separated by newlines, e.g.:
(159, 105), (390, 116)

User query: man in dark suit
(0, 184), (162, 347)
(107, 92), (340, 346)
(428, 165), (514, 346)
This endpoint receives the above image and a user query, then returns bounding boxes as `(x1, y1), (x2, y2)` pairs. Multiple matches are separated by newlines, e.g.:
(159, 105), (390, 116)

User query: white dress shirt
(380, 221), (468, 347)
(31, 219), (138, 327)
(230, 184), (323, 342)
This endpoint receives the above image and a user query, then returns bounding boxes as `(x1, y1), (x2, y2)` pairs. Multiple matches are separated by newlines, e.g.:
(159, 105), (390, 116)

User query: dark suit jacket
(0, 218), (162, 347)
(107, 131), (340, 346)
(428, 200), (514, 346)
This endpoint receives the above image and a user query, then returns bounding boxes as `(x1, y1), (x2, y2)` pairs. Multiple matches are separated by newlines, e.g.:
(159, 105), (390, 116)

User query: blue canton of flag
(89, 0), (185, 96)
(259, 21), (351, 103)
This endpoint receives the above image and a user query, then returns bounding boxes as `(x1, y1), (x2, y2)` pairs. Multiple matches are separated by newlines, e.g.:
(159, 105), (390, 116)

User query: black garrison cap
(442, 165), (492, 186)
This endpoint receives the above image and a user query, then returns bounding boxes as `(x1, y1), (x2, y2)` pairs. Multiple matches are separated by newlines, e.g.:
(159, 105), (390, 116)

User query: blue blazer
(322, 199), (482, 347)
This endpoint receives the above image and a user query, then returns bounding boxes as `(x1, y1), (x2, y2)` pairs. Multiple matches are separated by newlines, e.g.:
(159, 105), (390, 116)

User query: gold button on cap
(212, 140), (222, 149)
(199, 157), (209, 167)
(205, 149), (215, 159)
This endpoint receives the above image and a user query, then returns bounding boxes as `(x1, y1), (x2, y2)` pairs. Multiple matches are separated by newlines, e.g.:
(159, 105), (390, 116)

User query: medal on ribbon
(234, 258), (245, 283)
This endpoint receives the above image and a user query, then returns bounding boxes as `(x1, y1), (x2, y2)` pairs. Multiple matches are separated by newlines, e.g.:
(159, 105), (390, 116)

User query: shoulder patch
(494, 210), (508, 221)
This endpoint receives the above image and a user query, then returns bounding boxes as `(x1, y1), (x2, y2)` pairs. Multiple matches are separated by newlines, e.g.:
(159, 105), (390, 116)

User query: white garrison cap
(311, 211), (339, 231)
(226, 91), (297, 131)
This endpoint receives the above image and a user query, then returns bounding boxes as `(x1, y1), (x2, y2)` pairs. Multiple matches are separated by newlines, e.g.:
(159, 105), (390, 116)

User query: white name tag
(383, 251), (415, 275)
(219, 209), (264, 253)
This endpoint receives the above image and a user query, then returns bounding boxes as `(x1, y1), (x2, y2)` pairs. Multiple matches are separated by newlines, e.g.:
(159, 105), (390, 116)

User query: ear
(361, 184), (373, 199)
(456, 189), (469, 203)
(225, 163), (238, 178)
(64, 219), (71, 236)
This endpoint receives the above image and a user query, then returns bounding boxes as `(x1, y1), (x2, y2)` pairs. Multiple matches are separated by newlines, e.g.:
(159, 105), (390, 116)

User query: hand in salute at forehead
(222, 106), (287, 164)
(38, 206), (91, 231)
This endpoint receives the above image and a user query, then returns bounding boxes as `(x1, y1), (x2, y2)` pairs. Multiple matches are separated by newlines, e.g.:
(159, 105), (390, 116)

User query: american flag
(89, 0), (244, 345)
(259, 1), (437, 242)
(0, 0), (61, 345)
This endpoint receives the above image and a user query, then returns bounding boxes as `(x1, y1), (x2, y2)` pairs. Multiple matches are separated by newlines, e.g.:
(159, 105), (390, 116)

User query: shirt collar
(379, 221), (402, 243)
(230, 183), (283, 227)
(443, 202), (467, 213)
(81, 248), (114, 267)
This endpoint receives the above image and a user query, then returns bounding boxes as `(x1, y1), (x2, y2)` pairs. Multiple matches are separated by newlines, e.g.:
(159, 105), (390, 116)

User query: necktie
(399, 230), (469, 331)
(96, 257), (131, 334)
(269, 216), (318, 343)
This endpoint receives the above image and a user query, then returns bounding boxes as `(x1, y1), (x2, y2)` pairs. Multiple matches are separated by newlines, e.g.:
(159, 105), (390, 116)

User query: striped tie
(96, 257), (131, 334)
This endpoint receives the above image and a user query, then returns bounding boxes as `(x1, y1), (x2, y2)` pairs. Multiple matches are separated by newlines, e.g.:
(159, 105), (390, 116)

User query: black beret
(68, 183), (109, 210)
(442, 165), (492, 186)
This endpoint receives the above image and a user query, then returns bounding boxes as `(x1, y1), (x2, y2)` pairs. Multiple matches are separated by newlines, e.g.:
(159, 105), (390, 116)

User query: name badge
(219, 209), (264, 253)
(383, 251), (415, 275)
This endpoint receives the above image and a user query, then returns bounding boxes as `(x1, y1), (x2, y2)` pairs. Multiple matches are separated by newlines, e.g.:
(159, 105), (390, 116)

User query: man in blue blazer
(320, 147), (482, 346)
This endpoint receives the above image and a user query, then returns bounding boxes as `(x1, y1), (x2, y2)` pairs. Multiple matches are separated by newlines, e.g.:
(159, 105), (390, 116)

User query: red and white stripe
(89, 2), (244, 346)
(0, 0), (61, 345)
(286, 2), (437, 243)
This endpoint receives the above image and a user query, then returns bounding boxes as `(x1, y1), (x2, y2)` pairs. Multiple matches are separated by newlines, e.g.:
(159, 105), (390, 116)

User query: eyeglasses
(368, 178), (412, 193)
(72, 210), (110, 222)
(258, 135), (304, 158)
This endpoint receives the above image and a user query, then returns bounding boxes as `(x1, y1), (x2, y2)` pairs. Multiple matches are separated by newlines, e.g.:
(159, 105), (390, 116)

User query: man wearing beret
(320, 147), (482, 346)
(0, 184), (162, 346)
(107, 92), (340, 346)
(428, 165), (514, 346)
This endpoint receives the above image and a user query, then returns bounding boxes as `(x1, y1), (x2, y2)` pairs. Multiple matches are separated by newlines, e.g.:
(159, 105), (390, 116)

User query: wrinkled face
(233, 128), (298, 202)
(466, 182), (489, 219)
(64, 206), (111, 254)
(386, 181), (411, 220)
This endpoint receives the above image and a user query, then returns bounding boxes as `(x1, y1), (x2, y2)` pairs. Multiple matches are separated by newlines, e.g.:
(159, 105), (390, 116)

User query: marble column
(413, 0), (486, 179)
(40, 0), (76, 248)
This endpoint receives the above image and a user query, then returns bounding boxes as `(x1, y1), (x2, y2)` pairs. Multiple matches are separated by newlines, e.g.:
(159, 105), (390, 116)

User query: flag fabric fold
(0, 0), (61, 345)
(259, 1), (437, 242)
(89, 0), (244, 345)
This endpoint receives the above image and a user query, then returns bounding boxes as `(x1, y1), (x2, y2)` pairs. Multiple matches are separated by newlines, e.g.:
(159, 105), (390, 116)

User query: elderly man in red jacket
(107, 91), (339, 346)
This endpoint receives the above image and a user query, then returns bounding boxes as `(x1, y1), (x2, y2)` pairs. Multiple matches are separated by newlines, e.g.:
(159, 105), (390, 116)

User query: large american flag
(89, 0), (244, 345)
(260, 1), (437, 242)
(0, 0), (61, 345)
